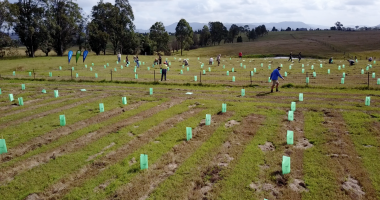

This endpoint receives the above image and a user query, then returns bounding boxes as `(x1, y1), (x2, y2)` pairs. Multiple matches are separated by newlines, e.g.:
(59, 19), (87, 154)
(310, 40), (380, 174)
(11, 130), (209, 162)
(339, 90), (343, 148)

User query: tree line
(0, 0), (268, 57)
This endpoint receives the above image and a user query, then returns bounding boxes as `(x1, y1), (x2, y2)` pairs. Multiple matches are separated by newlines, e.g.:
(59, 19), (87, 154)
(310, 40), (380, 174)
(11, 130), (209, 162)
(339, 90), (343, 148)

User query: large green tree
(149, 22), (169, 53)
(208, 21), (225, 45)
(87, 21), (108, 55)
(175, 18), (193, 56)
(46, 0), (82, 56)
(229, 24), (239, 43)
(12, 0), (46, 57)
(199, 25), (210, 46)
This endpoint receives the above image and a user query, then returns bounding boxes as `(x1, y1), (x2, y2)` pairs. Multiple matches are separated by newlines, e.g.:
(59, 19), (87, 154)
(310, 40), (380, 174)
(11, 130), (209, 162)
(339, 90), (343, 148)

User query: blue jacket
(270, 69), (283, 81)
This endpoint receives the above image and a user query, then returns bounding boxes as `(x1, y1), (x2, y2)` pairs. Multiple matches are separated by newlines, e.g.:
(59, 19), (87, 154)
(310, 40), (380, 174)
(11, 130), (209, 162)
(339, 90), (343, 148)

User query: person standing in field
(217, 54), (221, 66)
(126, 55), (129, 65)
(117, 52), (121, 63)
(135, 56), (140, 68)
(270, 66), (285, 93)
(329, 57), (333, 64)
(298, 52), (302, 62)
(239, 52), (243, 60)
(161, 63), (167, 81)
(209, 57), (213, 65)
(158, 54), (162, 67)
(288, 52), (292, 62)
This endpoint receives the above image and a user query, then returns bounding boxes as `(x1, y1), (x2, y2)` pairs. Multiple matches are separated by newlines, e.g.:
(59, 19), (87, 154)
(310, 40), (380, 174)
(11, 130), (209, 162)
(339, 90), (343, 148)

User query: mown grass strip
(1, 95), (121, 149)
(214, 109), (283, 199)
(343, 111), (380, 199)
(0, 99), (158, 169)
(64, 103), (221, 200)
(0, 99), (178, 199)
(302, 111), (340, 199)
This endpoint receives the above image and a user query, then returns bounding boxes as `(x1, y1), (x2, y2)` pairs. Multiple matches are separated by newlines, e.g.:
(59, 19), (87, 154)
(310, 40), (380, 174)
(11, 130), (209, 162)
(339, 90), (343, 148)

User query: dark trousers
(161, 69), (167, 81)
(288, 56), (292, 61)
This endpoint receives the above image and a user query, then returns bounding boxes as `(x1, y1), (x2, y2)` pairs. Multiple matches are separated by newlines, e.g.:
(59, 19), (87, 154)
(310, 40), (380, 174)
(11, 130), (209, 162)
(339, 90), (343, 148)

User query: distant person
(158, 54), (162, 67)
(209, 57), (213, 65)
(126, 55), (129, 65)
(217, 54), (221, 66)
(288, 52), (292, 62)
(117, 53), (121, 63)
(329, 57), (333, 64)
(270, 66), (285, 93)
(369, 57), (373, 62)
(154, 58), (159, 65)
(239, 52), (243, 60)
(161, 63), (167, 81)
(183, 59), (189, 66)
(347, 59), (355, 66)
(135, 56), (140, 68)
(298, 52), (302, 62)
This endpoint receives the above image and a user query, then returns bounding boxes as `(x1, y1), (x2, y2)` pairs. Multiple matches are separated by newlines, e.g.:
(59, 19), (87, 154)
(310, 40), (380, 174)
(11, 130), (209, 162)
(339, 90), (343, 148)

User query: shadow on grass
(256, 92), (272, 96)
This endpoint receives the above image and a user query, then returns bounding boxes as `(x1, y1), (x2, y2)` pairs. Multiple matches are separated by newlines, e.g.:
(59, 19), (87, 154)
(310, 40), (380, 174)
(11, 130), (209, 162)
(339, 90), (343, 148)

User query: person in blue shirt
(270, 66), (285, 93)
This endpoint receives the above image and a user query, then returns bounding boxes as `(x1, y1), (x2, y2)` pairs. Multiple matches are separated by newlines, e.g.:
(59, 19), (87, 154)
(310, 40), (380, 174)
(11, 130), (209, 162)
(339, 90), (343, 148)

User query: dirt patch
(249, 182), (279, 196)
(86, 142), (116, 161)
(259, 142), (275, 152)
(129, 157), (136, 166)
(294, 138), (313, 149)
(289, 179), (308, 193)
(24, 193), (41, 200)
(342, 177), (365, 199)
(225, 120), (240, 128)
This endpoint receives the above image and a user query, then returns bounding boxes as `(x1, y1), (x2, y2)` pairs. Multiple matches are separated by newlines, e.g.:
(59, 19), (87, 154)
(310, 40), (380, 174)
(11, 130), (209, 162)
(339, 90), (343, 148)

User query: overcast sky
(61, 0), (380, 29)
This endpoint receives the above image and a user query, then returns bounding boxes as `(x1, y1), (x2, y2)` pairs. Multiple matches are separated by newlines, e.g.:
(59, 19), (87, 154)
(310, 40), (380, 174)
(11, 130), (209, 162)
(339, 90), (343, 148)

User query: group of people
(288, 52), (302, 62)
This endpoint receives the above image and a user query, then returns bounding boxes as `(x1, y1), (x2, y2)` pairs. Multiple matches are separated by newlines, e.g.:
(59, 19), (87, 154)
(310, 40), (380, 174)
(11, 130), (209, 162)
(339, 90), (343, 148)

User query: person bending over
(270, 66), (285, 93)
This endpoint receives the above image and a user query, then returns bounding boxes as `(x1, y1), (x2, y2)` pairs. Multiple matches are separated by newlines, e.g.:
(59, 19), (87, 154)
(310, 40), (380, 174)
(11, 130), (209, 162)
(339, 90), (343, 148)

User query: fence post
(33, 69), (35, 80)
(200, 71), (201, 83)
(111, 70), (112, 81)
(250, 71), (252, 85)
(154, 70), (155, 82)
(368, 72), (370, 89)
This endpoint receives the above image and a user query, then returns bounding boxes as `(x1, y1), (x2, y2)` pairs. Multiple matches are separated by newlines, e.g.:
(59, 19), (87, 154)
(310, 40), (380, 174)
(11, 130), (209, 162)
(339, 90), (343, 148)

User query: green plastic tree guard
(254, 68), (256, 73)
(320, 64), (323, 68)
(99, 103), (104, 113)
(72, 67), (74, 71)
(147, 67), (150, 71)
(42, 89), (46, 93)
(85, 65), (87, 68)
(205, 114), (211, 126)
(226, 71), (229, 76)
(240, 63), (242, 67)
(313, 72), (316, 77)
(114, 68), (117, 72)
(0, 139), (8, 154)
(92, 63), (94, 66)
(95, 73), (98, 78)
(284, 72), (288, 77)
(135, 74), (138, 79)
(180, 70), (183, 74)
(302, 69), (305, 73)
(268, 77), (271, 83)
(281, 64), (283, 67)
(60, 115), (66, 126)
(287, 130), (294, 145)
(341, 78), (345, 84)
(29, 72), (32, 76)
(222, 103), (227, 113)
(342, 73), (345, 78)
(241, 89), (245, 97)
(149, 88), (153, 95)
(90, 67), (93, 71)
(140, 154), (148, 170)
(203, 70), (206, 75)
(365, 96), (371, 106)
(54, 90), (59, 98)
(306, 77), (309, 84)
(288, 111), (294, 121)
(373, 73), (376, 78)
(302, 64), (304, 68)
(338, 66), (341, 70)
(9, 94), (14, 102)
(251, 71), (254, 76)
(76, 73), (78, 78)
(377, 79), (380, 85)
(289, 66), (292, 70)
(291, 102), (296, 111)
(311, 65), (314, 70)
(223, 65), (225, 69)
(209, 67), (211, 72)
(232, 68), (234, 72)
(104, 65), (107, 69)
(268, 66), (271, 70)
(21, 84), (25, 90)
(18, 97), (24, 106)
(361, 69), (364, 74)
(186, 127), (192, 141)
(135, 68), (137, 73)
(80, 89), (86, 92)
(107, 63), (109, 66)
(244, 65), (246, 69)
(232, 76), (235, 82)
(121, 65), (123, 69)
(187, 67), (189, 71)
(328, 69), (330, 74)
(261, 63), (263, 67)
(194, 76), (197, 81)
(49, 72), (52, 77)
(59, 66), (62, 70)
(299, 93), (303, 101)
(343, 64), (345, 68)
(282, 156), (291, 174)
(0, 88), (2, 94)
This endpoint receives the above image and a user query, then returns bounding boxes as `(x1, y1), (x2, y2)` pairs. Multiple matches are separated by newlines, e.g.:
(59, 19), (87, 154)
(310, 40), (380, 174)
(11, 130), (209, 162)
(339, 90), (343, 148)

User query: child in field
(217, 54), (221, 66)
(329, 57), (333, 64)
(117, 53), (121, 63)
(239, 52), (243, 59)
(288, 52), (292, 62)
(270, 66), (285, 93)
(135, 56), (140, 68)
(154, 58), (159, 65)
(369, 57), (373, 62)
(126, 55), (129, 65)
(209, 57), (213, 65)
(298, 52), (302, 62)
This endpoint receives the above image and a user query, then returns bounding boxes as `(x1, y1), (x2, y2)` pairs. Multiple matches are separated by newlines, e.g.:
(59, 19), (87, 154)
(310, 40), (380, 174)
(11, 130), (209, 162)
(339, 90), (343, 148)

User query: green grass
(343, 111), (380, 199)
(302, 111), (340, 199)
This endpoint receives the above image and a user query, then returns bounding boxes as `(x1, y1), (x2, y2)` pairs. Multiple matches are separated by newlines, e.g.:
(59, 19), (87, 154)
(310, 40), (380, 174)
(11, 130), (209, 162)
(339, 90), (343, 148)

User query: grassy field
(0, 55), (379, 89)
(1, 72), (380, 199)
